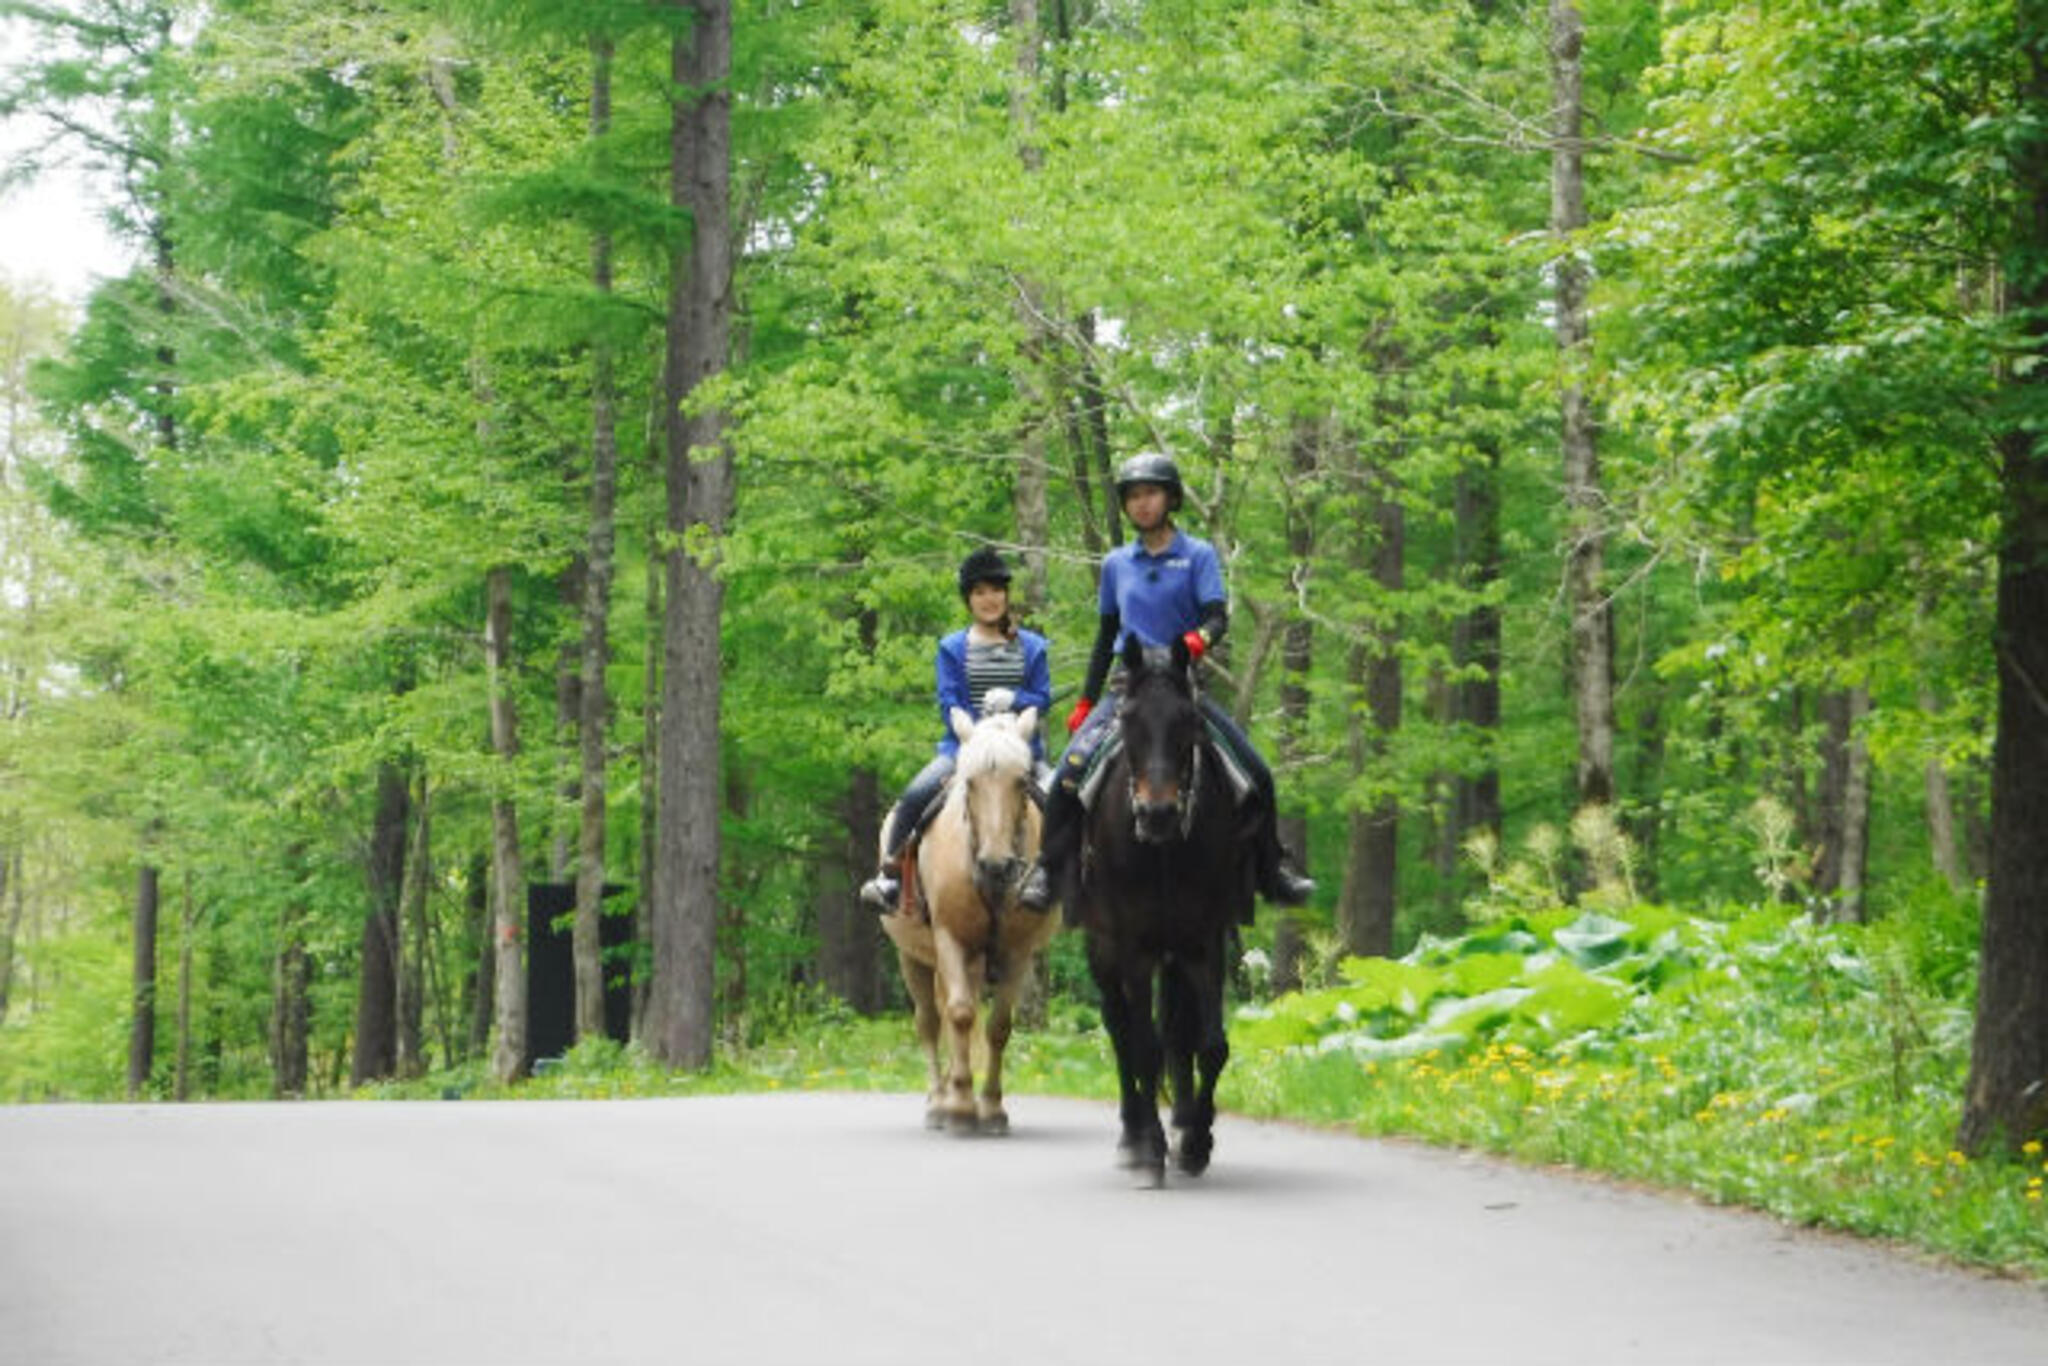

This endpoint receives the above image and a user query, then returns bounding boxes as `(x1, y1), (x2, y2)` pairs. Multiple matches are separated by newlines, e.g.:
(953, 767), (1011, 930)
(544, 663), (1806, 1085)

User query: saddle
(1069, 724), (1256, 814)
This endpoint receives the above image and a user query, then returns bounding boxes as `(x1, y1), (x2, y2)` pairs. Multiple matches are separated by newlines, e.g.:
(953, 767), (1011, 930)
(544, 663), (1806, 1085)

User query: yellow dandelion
(2023, 1140), (2043, 1157)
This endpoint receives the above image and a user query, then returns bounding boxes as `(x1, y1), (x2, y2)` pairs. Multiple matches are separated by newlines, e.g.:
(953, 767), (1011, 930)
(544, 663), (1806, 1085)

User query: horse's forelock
(954, 715), (1031, 783)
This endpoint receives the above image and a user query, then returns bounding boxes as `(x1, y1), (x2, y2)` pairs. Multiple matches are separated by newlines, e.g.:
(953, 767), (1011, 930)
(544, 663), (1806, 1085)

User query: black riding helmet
(1113, 451), (1184, 511)
(957, 546), (1014, 602)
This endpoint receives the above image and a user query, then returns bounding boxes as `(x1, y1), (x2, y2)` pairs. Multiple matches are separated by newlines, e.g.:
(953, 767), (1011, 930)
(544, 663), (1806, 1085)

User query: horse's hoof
(1133, 1158), (1167, 1190)
(945, 1110), (978, 1136)
(979, 1110), (1010, 1137)
(925, 1108), (947, 1131)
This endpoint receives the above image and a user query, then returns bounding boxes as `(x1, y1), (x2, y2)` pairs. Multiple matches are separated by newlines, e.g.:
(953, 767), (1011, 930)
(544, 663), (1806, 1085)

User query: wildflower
(1947, 1149), (1967, 1168)
(2023, 1140), (2042, 1157)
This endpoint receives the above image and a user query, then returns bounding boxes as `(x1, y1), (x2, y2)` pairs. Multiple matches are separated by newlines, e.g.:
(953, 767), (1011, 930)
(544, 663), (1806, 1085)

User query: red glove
(1066, 697), (1094, 735)
(1181, 629), (1208, 662)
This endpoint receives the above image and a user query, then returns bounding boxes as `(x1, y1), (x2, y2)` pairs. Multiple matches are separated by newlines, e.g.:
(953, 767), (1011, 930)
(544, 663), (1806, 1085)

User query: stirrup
(1017, 864), (1055, 914)
(859, 874), (900, 913)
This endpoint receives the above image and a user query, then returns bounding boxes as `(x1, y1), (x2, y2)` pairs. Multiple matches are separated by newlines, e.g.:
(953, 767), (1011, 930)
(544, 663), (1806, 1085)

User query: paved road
(3, 1092), (2046, 1364)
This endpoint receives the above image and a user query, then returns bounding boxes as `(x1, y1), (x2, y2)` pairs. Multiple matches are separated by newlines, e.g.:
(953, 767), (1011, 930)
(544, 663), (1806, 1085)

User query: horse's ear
(1122, 633), (1147, 674)
(1014, 707), (1038, 743)
(949, 706), (975, 744)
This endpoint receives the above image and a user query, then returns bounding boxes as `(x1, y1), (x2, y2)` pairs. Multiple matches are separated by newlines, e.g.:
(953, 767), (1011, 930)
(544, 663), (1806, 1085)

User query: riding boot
(1255, 819), (1315, 907)
(1018, 786), (1081, 915)
(858, 856), (902, 913)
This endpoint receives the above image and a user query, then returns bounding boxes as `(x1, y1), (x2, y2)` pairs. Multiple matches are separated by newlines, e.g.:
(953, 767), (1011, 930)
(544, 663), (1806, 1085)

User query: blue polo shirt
(1099, 531), (1227, 651)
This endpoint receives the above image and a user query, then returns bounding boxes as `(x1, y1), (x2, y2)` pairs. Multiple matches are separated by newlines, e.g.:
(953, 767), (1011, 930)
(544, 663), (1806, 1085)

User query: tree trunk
(1273, 417), (1319, 990)
(1920, 683), (1965, 893)
(647, 0), (733, 1070)
(396, 774), (432, 1077)
(820, 765), (884, 1014)
(127, 861), (159, 1099)
(721, 765), (750, 1023)
(486, 567), (529, 1083)
(1338, 465), (1404, 959)
(351, 761), (408, 1087)
(1452, 439), (1504, 854)
(464, 849), (492, 1061)
(271, 869), (310, 1099)
(574, 33), (621, 1048)
(1062, 315), (1120, 561)
(1550, 0), (1616, 811)
(1814, 686), (1872, 922)
(174, 873), (195, 1102)
(0, 846), (20, 1024)
(1959, 4), (2048, 1153)
(636, 503), (662, 1042)
(553, 561), (585, 883)
(822, 600), (885, 1014)
(1629, 682), (1666, 901)
(1006, 0), (1053, 608)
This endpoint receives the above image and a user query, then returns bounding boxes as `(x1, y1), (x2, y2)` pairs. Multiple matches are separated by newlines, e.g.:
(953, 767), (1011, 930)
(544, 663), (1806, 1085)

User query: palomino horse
(877, 706), (1052, 1133)
(1070, 637), (1254, 1186)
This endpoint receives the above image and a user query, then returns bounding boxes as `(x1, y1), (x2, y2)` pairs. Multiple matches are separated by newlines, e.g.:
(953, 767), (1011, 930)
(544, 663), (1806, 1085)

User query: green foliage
(1224, 898), (2046, 1274)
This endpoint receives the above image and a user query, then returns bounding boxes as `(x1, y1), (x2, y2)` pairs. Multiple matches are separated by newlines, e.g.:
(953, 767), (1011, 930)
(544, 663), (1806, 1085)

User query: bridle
(1123, 668), (1204, 843)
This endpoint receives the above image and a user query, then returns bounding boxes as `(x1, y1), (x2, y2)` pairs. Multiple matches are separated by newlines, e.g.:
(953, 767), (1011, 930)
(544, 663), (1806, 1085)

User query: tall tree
(646, 0), (733, 1069)
(573, 31), (621, 1047)
(486, 567), (529, 1083)
(1960, 0), (2048, 1154)
(1549, 0), (1616, 811)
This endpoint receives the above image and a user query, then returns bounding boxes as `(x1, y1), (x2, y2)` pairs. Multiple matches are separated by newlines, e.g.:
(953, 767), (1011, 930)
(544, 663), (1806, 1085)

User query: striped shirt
(965, 638), (1026, 713)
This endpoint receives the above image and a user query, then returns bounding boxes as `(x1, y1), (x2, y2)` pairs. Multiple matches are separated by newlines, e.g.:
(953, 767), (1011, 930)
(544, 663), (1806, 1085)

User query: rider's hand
(1181, 629), (1208, 662)
(1066, 697), (1094, 735)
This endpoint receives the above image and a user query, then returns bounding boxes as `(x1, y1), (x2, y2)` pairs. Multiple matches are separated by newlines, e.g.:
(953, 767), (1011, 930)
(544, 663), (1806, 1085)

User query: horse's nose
(977, 857), (1026, 903)
(1132, 797), (1179, 843)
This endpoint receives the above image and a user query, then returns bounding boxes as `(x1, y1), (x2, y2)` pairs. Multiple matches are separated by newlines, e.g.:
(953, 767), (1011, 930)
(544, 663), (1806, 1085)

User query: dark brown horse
(1071, 636), (1255, 1186)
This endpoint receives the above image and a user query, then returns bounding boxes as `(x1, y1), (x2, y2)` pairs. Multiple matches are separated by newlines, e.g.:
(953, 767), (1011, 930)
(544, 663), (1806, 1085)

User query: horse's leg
(1169, 949), (1230, 1177)
(1089, 939), (1166, 1186)
(899, 950), (946, 1129)
(1161, 962), (1200, 1164)
(977, 965), (1024, 1135)
(931, 926), (983, 1133)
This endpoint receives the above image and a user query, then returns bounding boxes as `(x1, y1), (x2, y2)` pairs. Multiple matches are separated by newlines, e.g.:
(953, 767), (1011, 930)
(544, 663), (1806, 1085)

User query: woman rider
(1018, 451), (1314, 915)
(860, 547), (1054, 912)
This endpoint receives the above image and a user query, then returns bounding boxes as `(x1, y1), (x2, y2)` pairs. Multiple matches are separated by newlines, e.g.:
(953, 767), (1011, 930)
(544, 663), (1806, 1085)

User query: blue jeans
(883, 754), (955, 860)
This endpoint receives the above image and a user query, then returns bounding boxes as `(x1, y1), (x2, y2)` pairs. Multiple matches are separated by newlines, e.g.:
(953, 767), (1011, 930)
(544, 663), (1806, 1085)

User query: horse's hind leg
(900, 952), (947, 1130)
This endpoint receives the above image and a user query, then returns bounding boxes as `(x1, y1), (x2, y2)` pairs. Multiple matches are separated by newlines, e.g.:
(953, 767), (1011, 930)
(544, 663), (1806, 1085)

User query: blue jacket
(934, 627), (1053, 758)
